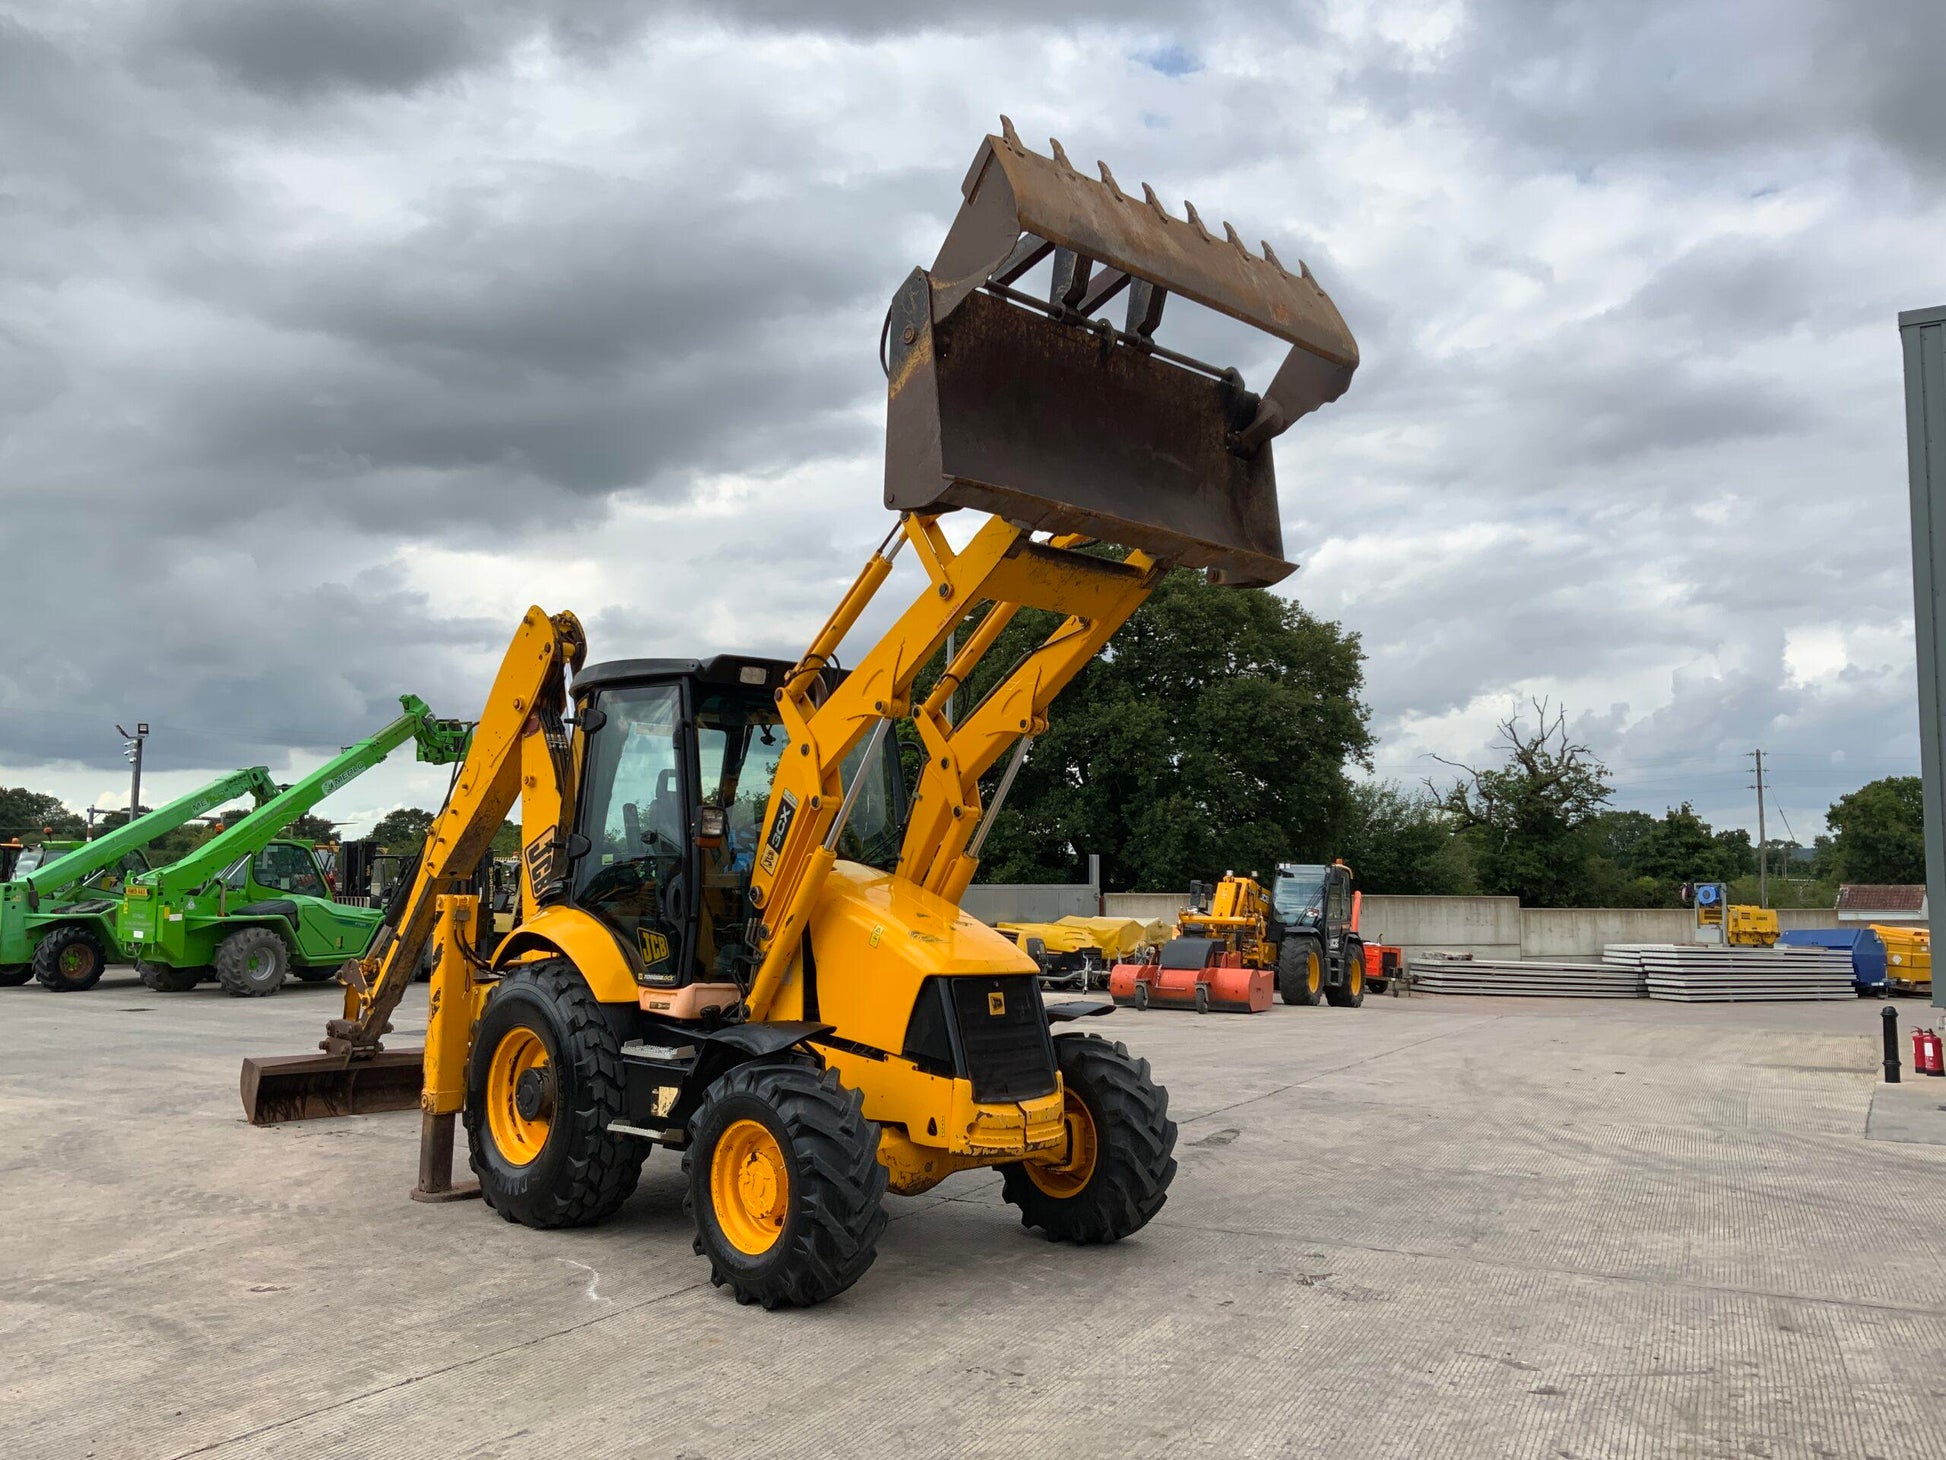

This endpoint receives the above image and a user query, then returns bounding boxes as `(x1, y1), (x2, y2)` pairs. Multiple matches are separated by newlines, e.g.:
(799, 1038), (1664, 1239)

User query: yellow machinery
(999, 916), (1168, 989)
(1872, 924), (1932, 993)
(1177, 874), (1278, 968)
(239, 121), (1358, 1308)
(1692, 882), (1779, 946)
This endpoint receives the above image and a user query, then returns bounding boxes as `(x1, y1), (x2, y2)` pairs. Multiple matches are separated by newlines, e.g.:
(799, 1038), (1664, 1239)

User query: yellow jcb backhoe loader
(241, 119), (1359, 1308)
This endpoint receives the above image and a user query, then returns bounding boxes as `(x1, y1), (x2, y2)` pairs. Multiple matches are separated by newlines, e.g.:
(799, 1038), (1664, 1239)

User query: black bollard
(1882, 1004), (1901, 1084)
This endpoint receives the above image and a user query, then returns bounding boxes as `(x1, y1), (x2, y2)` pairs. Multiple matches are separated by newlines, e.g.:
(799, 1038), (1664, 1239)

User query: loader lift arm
(21, 765), (281, 908)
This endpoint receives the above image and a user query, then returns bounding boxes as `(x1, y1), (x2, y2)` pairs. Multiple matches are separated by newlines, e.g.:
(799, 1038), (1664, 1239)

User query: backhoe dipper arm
(326, 609), (584, 1058)
(742, 514), (1160, 1020)
(137, 696), (469, 901)
(24, 765), (280, 906)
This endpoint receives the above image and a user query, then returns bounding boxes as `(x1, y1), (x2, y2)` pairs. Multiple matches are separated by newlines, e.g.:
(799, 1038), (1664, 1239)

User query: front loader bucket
(885, 119), (1360, 588)
(240, 1048), (424, 1125)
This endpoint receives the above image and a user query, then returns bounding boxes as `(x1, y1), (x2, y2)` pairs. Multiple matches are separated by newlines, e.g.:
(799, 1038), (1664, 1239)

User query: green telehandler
(1, 767), (282, 992)
(118, 696), (470, 997)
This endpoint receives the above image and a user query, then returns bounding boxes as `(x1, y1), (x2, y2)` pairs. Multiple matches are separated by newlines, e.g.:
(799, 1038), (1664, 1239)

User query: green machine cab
(118, 696), (469, 998)
(1, 767), (282, 992)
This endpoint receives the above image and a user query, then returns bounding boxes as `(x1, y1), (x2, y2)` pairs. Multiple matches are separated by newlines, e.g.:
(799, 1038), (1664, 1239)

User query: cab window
(253, 843), (328, 898)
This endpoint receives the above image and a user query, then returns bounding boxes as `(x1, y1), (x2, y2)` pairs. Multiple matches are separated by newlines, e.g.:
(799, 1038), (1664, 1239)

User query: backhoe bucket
(240, 1048), (424, 1125)
(885, 119), (1360, 588)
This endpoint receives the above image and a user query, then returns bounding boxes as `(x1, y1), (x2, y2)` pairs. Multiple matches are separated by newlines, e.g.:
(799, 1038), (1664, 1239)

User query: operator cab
(570, 655), (906, 994)
(1270, 862), (1350, 933)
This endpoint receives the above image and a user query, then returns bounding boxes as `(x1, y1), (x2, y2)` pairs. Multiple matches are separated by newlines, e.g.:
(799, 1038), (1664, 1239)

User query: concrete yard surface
(2, 975), (1944, 1459)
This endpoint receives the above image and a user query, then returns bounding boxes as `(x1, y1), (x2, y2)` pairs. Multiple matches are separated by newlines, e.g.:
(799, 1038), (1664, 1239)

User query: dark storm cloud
(2, 0), (1940, 836)
(1351, 0), (1946, 180)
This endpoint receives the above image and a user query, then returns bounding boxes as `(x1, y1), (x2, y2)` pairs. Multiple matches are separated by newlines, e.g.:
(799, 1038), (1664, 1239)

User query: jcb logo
(988, 991), (1006, 1017)
(639, 930), (671, 967)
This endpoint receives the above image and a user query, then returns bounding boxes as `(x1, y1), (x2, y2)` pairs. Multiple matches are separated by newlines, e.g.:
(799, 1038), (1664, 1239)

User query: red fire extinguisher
(1921, 1026), (1944, 1077)
(1913, 1027), (1933, 1076)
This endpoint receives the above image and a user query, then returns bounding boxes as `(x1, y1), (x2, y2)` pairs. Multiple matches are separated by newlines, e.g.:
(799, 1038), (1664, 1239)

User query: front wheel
(1001, 1034), (1177, 1245)
(34, 925), (108, 992)
(1277, 937), (1323, 1006)
(684, 1062), (888, 1310)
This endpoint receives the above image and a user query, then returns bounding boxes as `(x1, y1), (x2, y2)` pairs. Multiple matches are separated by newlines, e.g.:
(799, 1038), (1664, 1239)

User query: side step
(616, 1040), (698, 1148)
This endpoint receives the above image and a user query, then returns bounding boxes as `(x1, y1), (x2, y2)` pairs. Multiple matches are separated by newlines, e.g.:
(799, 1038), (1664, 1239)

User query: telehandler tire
(34, 925), (108, 992)
(0, 965), (31, 987)
(684, 1061), (888, 1310)
(1001, 1033), (1177, 1245)
(138, 959), (204, 993)
(216, 927), (290, 997)
(1277, 936), (1324, 1006)
(1325, 943), (1366, 1007)
(463, 961), (643, 1229)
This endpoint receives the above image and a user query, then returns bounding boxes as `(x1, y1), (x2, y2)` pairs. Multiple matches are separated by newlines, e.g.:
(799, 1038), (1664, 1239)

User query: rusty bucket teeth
(885, 122), (1362, 588)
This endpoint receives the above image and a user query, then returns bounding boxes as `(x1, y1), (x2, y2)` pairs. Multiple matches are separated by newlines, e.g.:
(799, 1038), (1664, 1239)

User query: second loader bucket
(884, 118), (1359, 588)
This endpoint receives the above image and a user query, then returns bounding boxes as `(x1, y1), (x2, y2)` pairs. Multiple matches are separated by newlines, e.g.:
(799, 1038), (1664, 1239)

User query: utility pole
(117, 722), (148, 823)
(1749, 749), (1768, 908)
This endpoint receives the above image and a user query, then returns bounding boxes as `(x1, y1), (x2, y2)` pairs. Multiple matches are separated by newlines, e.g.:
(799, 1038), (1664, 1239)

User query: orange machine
(1107, 874), (1275, 1014)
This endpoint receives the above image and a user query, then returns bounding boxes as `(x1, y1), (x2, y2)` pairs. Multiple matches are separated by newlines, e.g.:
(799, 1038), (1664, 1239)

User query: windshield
(1271, 865), (1329, 924)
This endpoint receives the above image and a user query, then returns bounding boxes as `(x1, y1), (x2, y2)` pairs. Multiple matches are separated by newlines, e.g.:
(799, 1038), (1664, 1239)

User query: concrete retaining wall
(1093, 891), (1842, 961)
(959, 882), (1098, 924)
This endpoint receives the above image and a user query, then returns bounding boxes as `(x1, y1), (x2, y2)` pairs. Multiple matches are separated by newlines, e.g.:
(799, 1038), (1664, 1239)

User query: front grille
(948, 975), (1057, 1104)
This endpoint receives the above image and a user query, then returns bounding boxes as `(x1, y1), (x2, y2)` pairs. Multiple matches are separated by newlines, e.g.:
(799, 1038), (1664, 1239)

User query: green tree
(372, 807), (436, 854)
(1434, 701), (1612, 907)
(0, 787), (85, 844)
(286, 813), (338, 843)
(1336, 780), (1476, 894)
(1826, 776), (1926, 883)
(969, 566), (1372, 892)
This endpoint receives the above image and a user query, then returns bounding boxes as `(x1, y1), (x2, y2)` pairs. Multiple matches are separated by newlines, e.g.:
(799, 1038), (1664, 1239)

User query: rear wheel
(1277, 937), (1323, 1006)
(34, 925), (107, 992)
(0, 965), (31, 988)
(1001, 1034), (1177, 1244)
(216, 927), (290, 997)
(684, 1061), (888, 1310)
(138, 959), (204, 993)
(1326, 944), (1367, 1007)
(463, 961), (643, 1229)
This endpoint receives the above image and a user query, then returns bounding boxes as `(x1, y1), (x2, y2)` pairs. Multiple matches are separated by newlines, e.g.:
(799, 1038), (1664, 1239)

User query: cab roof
(572, 655), (797, 701)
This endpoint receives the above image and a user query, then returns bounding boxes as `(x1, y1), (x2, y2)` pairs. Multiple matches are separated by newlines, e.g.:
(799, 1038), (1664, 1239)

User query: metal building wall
(1899, 303), (1946, 1009)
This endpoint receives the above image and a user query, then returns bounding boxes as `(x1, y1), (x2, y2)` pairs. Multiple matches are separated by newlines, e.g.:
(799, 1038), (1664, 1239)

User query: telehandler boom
(120, 697), (468, 997)
(0, 765), (280, 992)
(242, 122), (1359, 1310)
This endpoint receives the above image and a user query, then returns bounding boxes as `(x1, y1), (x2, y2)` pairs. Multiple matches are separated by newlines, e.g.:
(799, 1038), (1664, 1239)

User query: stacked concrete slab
(1407, 952), (1646, 998)
(1604, 944), (1855, 1002)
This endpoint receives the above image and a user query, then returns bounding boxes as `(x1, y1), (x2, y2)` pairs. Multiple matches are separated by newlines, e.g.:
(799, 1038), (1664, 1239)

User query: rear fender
(491, 904), (638, 1004)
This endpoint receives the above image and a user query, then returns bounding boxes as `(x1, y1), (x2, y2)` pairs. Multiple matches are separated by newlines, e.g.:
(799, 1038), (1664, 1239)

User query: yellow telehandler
(241, 120), (1359, 1308)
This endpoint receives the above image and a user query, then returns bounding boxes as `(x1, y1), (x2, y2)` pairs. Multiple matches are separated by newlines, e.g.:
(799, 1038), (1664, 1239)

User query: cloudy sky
(2, 0), (1941, 850)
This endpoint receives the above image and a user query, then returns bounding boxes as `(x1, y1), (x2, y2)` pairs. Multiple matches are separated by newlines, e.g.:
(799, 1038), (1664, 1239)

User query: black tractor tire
(216, 926), (291, 997)
(684, 1061), (888, 1310)
(0, 965), (31, 987)
(33, 925), (108, 993)
(464, 961), (643, 1229)
(1001, 1033), (1177, 1245)
(1326, 942), (1367, 1007)
(137, 959), (204, 993)
(1277, 936), (1324, 1006)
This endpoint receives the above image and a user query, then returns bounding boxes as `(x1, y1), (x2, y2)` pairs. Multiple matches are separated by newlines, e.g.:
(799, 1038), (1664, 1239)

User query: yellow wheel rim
(711, 1118), (791, 1255)
(1027, 1089), (1099, 1199)
(485, 1027), (552, 1166)
(1350, 960), (1364, 997)
(1306, 950), (1321, 996)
